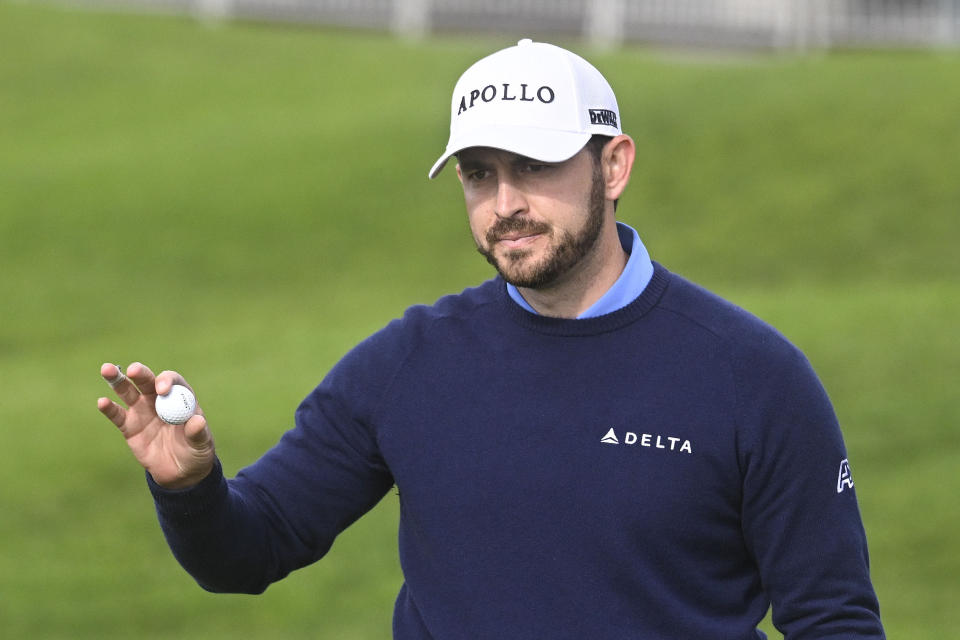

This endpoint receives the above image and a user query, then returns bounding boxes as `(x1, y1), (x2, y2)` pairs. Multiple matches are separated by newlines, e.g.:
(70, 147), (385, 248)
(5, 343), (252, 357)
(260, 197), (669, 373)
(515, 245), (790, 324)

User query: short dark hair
(585, 134), (614, 166)
(585, 135), (618, 212)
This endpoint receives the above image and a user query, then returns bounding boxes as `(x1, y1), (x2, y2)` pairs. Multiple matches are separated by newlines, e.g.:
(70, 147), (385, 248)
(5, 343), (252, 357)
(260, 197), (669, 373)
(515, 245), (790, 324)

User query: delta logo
(601, 428), (693, 454)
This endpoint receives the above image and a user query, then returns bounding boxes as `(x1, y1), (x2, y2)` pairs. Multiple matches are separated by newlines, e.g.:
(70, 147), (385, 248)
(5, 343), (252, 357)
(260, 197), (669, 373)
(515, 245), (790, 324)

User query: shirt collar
(506, 222), (654, 318)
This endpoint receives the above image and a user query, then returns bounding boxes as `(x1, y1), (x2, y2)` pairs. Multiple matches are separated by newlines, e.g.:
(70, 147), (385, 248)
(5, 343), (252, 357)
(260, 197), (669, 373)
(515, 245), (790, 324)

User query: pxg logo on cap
(429, 39), (622, 179)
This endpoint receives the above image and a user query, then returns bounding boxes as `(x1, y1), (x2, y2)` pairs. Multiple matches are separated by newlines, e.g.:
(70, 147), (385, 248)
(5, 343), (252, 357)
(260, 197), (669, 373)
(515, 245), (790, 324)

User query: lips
(487, 220), (550, 247)
(496, 232), (542, 249)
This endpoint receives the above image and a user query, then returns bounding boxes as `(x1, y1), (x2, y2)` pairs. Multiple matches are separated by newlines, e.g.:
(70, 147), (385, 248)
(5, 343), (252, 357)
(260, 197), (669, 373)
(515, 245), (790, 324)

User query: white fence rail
(79, 0), (960, 49)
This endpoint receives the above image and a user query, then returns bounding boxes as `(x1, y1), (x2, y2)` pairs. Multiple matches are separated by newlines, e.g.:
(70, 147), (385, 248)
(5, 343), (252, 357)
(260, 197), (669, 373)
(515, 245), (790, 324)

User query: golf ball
(155, 384), (197, 425)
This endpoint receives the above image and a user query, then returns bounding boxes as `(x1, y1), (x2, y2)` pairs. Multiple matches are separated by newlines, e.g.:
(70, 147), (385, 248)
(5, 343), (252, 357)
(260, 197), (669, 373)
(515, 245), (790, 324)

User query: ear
(455, 162), (464, 185)
(601, 135), (636, 202)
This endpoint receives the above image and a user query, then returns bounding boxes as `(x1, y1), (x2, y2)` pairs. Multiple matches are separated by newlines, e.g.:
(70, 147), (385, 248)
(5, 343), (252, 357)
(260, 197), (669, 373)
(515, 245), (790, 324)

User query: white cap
(428, 39), (622, 179)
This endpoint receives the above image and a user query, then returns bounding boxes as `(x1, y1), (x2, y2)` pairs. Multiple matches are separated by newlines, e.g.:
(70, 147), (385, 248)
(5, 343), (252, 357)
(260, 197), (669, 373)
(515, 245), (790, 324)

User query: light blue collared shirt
(506, 222), (654, 318)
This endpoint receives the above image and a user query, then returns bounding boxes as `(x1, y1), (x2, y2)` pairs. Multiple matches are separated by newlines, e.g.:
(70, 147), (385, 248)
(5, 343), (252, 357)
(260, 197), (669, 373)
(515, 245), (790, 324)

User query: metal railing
(75, 0), (960, 50)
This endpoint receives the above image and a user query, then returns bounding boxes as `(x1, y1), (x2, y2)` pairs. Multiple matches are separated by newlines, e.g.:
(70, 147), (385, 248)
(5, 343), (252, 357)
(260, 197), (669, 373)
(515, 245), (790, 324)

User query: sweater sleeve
(735, 337), (884, 638)
(148, 333), (398, 594)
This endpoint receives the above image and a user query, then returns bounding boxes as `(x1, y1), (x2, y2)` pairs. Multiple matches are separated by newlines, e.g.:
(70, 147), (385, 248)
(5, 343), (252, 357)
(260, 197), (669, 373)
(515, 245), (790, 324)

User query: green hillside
(1, 3), (957, 637)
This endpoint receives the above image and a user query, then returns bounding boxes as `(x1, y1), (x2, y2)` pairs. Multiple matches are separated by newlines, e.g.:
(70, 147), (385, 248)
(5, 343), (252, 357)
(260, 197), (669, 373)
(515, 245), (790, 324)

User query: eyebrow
(457, 152), (551, 172)
(456, 156), (490, 172)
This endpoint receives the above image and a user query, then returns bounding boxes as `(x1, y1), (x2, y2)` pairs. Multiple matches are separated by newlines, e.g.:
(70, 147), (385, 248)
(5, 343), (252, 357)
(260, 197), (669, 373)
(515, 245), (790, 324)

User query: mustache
(485, 217), (551, 244)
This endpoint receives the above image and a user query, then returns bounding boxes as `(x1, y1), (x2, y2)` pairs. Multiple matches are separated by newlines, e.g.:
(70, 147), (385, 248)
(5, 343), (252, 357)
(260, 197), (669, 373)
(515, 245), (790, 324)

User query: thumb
(183, 414), (214, 450)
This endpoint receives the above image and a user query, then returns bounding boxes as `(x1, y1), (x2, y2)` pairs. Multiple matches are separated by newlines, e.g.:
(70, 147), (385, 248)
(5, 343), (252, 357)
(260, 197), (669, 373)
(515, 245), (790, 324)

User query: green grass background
(1, 3), (957, 637)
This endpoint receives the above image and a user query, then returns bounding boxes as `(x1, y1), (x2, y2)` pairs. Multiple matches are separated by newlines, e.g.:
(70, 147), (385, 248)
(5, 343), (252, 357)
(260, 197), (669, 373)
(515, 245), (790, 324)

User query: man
(97, 39), (885, 638)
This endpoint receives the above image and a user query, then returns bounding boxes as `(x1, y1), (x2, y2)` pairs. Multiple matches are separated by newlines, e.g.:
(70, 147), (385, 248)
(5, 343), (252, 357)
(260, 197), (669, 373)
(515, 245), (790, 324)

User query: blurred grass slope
(1, 3), (957, 638)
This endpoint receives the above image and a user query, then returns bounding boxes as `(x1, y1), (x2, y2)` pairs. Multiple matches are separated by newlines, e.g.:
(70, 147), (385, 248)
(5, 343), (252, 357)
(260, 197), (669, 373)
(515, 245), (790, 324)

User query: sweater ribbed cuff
(147, 458), (228, 521)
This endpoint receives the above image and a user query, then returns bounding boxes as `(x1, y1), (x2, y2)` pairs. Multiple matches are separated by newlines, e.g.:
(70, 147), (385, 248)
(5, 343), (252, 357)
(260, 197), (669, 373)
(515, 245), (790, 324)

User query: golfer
(98, 39), (885, 638)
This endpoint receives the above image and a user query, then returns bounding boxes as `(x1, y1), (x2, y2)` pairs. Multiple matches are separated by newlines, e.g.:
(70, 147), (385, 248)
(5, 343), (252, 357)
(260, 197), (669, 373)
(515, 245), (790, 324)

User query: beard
(476, 163), (606, 290)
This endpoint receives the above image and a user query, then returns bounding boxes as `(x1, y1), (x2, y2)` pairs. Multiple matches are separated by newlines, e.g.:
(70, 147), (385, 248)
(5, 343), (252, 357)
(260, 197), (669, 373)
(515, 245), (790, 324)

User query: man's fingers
(101, 362), (143, 407)
(97, 396), (127, 429)
(125, 362), (159, 400)
(183, 414), (211, 446)
(101, 362), (190, 404)
(101, 362), (125, 387)
(155, 370), (192, 397)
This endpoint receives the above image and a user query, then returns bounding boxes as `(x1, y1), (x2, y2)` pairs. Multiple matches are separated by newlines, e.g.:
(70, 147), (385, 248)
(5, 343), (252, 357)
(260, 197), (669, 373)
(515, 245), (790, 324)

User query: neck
(516, 220), (628, 319)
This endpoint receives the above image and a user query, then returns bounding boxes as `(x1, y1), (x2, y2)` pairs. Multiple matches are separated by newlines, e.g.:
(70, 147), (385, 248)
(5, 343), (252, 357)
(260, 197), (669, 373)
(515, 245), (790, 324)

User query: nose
(494, 175), (527, 218)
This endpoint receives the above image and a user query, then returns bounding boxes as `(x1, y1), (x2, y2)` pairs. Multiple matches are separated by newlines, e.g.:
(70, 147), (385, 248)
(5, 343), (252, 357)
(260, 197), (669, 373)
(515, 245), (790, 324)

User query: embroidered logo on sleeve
(837, 458), (855, 493)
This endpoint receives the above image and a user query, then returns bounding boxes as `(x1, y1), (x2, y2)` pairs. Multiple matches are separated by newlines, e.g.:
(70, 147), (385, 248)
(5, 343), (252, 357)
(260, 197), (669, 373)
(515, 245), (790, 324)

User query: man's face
(456, 145), (607, 290)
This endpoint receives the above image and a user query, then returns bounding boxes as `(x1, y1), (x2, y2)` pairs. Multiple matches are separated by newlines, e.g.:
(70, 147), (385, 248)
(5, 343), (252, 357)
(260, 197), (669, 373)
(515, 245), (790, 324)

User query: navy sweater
(151, 264), (884, 639)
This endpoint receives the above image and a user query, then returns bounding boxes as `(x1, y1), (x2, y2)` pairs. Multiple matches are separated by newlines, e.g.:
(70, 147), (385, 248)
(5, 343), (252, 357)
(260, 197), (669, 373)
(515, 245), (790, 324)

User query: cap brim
(428, 125), (592, 179)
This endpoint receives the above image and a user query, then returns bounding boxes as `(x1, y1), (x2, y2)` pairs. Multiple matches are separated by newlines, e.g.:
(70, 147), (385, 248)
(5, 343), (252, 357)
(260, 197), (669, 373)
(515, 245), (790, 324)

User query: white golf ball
(155, 384), (197, 425)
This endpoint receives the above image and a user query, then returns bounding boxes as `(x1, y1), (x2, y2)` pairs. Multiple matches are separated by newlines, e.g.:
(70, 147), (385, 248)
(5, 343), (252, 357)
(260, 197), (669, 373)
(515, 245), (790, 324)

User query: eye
(466, 169), (488, 182)
(523, 163), (550, 174)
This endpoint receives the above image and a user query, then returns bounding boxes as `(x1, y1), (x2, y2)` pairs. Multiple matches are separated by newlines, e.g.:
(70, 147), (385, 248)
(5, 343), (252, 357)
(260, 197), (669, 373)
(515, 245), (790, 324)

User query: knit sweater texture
(150, 263), (884, 639)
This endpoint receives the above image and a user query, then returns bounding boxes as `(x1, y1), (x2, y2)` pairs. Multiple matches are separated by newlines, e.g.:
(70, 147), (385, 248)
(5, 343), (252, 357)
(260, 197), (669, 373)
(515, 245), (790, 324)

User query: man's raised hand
(97, 362), (215, 489)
